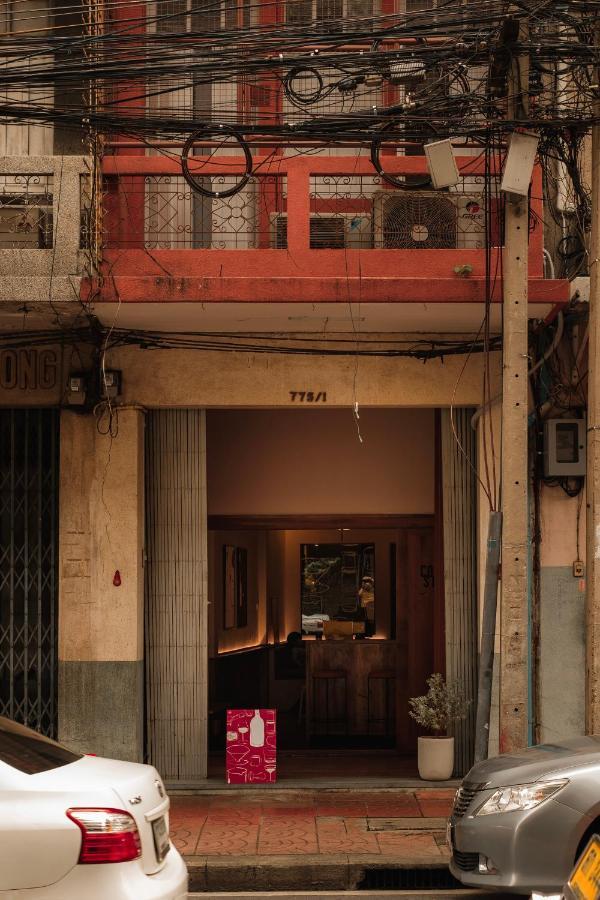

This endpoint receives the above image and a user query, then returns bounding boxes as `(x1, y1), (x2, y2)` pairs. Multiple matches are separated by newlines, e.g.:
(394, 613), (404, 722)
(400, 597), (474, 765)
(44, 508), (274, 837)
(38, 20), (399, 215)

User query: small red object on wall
(113, 570), (121, 587)
(226, 709), (276, 784)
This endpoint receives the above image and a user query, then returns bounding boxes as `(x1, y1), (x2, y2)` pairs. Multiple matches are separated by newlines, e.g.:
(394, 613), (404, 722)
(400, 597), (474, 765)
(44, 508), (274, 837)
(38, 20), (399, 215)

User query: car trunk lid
(109, 764), (170, 874)
(34, 755), (171, 875)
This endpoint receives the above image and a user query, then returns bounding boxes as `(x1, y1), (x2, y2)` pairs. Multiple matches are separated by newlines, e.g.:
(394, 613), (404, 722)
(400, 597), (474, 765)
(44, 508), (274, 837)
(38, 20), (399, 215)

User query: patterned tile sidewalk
(169, 789), (454, 860)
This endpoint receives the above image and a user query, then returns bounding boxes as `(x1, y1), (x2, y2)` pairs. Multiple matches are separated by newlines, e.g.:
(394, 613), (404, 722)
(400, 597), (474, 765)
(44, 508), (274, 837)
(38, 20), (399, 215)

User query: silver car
(449, 736), (600, 895)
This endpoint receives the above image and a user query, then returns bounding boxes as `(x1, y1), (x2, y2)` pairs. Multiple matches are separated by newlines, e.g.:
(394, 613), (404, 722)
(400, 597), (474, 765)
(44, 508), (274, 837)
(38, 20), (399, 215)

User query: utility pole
(585, 29), (600, 735)
(499, 11), (530, 753)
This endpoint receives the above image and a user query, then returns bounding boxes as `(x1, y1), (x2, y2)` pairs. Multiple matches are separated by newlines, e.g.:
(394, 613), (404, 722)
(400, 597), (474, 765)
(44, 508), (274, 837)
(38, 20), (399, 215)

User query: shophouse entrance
(205, 408), (442, 779)
(144, 406), (477, 783)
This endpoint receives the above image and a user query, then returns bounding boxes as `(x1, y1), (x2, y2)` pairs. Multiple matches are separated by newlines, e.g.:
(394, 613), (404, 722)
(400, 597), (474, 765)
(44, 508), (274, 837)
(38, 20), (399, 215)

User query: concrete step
(188, 892), (515, 899)
(170, 780), (461, 794)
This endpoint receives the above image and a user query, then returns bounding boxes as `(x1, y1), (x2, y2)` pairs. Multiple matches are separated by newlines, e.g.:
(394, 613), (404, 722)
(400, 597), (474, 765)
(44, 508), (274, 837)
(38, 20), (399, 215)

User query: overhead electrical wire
(0, 0), (597, 153)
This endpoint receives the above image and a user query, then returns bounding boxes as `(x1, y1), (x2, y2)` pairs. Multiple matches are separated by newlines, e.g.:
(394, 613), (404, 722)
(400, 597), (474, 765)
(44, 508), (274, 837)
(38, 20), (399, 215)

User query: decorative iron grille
(80, 173), (92, 251)
(0, 409), (59, 737)
(103, 173), (287, 249)
(0, 175), (53, 249)
(309, 174), (379, 248)
(309, 174), (497, 249)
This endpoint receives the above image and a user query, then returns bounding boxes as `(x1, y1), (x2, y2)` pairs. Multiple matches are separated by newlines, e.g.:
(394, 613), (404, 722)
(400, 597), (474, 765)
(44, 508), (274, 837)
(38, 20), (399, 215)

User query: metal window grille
(0, 409), (59, 737)
(0, 175), (53, 249)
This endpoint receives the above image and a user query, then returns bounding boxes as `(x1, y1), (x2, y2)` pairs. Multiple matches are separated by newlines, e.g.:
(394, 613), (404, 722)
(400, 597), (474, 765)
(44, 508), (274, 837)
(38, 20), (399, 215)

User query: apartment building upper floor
(0, 0), (574, 319)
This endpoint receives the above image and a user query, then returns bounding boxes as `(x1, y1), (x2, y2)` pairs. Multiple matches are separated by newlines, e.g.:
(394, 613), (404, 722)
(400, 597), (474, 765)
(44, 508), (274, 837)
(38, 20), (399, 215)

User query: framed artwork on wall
(223, 545), (248, 629)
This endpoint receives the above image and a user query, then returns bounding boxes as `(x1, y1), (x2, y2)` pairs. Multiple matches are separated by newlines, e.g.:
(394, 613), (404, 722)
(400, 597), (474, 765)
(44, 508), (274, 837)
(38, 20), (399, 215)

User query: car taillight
(66, 808), (142, 864)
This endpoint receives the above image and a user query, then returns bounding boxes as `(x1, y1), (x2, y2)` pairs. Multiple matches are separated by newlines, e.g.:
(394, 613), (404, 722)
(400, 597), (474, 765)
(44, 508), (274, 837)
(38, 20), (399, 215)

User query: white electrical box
(501, 131), (539, 197)
(424, 139), (460, 189)
(543, 418), (586, 477)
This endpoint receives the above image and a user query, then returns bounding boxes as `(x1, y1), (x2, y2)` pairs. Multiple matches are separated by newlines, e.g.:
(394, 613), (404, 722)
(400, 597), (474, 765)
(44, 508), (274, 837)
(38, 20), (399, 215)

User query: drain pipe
(474, 511), (503, 764)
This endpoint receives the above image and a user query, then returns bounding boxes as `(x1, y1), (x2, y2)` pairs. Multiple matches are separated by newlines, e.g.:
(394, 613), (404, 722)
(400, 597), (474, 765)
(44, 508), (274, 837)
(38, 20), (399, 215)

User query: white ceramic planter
(417, 736), (455, 781)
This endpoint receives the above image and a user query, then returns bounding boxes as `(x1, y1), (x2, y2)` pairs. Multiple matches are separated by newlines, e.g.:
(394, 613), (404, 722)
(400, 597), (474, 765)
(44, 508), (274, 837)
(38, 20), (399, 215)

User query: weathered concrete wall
(58, 408), (145, 760)
(538, 484), (586, 742)
(539, 566), (585, 741)
(0, 343), (69, 406)
(104, 343), (501, 409)
(0, 157), (89, 303)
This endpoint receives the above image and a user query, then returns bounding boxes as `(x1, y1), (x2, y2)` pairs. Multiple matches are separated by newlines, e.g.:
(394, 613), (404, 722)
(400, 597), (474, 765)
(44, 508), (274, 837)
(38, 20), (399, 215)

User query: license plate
(568, 835), (600, 900)
(151, 815), (171, 863)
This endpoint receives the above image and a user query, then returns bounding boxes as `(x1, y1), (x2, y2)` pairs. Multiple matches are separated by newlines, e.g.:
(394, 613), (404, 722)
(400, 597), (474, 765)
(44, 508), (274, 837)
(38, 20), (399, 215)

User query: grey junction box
(543, 418), (586, 478)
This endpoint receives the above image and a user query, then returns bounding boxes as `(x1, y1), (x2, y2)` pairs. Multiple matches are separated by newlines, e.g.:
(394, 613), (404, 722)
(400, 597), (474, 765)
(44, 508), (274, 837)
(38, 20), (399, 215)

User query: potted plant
(409, 673), (470, 781)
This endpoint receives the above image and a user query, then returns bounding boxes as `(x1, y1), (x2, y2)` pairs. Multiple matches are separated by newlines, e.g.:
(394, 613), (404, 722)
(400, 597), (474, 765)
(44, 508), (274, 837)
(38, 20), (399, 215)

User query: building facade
(0, 0), (587, 784)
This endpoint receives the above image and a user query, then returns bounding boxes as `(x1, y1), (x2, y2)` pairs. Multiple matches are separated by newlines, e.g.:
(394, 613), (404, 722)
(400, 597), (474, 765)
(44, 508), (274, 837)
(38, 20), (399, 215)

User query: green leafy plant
(453, 263), (473, 277)
(408, 673), (470, 735)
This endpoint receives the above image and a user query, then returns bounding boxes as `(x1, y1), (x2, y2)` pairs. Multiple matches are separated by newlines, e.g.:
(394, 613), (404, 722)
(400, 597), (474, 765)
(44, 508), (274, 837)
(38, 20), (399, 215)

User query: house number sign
(289, 391), (327, 403)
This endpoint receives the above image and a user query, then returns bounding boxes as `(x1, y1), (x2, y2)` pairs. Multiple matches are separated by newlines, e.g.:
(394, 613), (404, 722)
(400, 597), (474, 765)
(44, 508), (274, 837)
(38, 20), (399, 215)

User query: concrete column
(58, 408), (145, 761)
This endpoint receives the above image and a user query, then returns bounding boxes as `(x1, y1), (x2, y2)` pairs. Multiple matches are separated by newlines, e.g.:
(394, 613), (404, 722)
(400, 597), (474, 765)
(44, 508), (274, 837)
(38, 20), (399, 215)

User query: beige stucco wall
(102, 342), (501, 409)
(540, 485), (585, 567)
(59, 408), (145, 662)
(0, 339), (501, 410)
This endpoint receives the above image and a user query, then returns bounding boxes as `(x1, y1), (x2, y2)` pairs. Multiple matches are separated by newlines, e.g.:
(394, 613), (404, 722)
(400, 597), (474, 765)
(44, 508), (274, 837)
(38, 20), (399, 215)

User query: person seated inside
(275, 631), (306, 679)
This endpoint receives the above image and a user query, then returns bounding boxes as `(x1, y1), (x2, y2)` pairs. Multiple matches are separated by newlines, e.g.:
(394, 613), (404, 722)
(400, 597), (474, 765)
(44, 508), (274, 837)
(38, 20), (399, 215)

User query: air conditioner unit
(270, 213), (372, 249)
(372, 191), (485, 250)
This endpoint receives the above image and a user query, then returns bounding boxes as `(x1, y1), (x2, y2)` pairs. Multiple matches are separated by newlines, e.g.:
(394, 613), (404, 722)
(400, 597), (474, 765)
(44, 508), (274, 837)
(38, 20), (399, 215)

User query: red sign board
(226, 709), (276, 784)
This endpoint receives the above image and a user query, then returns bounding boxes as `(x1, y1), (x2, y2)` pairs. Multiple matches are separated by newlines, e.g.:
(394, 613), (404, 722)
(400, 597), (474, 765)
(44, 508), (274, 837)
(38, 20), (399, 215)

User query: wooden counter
(306, 639), (398, 737)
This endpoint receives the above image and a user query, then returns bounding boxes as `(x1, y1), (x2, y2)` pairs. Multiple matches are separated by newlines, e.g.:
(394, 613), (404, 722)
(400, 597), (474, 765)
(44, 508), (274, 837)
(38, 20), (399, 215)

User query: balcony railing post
(286, 163), (310, 253)
(52, 156), (84, 273)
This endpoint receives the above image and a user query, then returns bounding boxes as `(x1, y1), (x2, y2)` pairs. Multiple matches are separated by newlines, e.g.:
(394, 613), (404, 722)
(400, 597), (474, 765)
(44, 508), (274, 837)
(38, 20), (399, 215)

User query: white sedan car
(0, 715), (188, 899)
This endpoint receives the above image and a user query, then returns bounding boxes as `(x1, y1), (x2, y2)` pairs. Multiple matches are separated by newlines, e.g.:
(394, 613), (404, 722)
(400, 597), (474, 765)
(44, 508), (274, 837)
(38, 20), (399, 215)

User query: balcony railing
(96, 153), (564, 305)
(0, 156), (92, 304)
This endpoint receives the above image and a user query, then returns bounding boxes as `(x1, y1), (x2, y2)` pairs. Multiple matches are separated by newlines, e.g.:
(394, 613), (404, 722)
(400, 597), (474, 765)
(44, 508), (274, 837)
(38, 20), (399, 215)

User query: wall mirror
(300, 542), (375, 637)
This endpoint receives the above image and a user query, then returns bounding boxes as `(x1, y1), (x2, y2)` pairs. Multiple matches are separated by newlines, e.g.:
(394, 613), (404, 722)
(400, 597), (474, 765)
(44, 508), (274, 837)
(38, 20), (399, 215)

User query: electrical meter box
(543, 418), (586, 477)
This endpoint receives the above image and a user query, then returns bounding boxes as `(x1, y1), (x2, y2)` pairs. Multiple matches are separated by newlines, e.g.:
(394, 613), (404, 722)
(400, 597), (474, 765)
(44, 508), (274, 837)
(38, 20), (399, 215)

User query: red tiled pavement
(169, 788), (455, 858)
(415, 789), (455, 818)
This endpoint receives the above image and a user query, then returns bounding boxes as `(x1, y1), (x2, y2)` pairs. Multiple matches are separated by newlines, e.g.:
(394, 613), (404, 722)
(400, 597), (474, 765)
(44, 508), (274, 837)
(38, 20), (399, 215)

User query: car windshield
(0, 716), (82, 774)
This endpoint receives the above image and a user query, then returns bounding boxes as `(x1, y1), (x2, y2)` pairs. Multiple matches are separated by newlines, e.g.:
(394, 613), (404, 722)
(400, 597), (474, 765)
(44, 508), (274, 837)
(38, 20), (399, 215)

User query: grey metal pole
(585, 28), (600, 737)
(474, 510), (502, 764)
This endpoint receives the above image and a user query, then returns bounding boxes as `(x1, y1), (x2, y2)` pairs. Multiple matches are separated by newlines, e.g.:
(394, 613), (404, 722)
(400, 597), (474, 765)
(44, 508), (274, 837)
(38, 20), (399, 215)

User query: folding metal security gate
(0, 409), (59, 736)
(440, 407), (478, 776)
(144, 410), (208, 783)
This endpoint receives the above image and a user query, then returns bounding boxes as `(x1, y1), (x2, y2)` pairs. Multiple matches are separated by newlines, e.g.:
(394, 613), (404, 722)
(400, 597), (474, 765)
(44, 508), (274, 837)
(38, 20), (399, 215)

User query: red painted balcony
(95, 153), (569, 306)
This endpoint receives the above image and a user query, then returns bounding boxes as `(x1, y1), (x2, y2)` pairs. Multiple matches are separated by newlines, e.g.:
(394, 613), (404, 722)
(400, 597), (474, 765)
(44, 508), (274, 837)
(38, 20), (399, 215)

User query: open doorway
(206, 408), (443, 780)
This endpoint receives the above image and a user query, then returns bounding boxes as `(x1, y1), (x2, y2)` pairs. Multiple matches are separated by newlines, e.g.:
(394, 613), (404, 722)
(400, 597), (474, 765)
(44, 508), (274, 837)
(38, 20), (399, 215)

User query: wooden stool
(367, 669), (396, 736)
(311, 669), (348, 736)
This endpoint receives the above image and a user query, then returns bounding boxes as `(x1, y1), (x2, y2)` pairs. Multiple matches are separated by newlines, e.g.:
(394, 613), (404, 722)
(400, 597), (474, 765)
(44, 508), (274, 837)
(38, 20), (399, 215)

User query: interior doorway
(205, 408), (443, 780)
